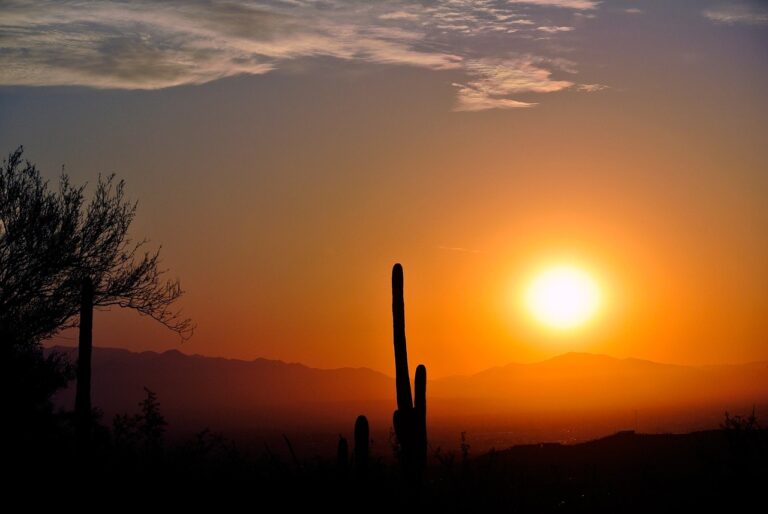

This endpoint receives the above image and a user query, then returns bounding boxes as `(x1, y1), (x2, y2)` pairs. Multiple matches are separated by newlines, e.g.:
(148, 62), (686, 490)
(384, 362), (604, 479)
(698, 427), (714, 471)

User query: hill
(47, 346), (768, 450)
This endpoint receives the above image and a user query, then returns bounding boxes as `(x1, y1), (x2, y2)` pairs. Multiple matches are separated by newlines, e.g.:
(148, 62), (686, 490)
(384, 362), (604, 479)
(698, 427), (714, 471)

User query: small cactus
(337, 435), (349, 473)
(354, 415), (369, 477)
(391, 263), (427, 474)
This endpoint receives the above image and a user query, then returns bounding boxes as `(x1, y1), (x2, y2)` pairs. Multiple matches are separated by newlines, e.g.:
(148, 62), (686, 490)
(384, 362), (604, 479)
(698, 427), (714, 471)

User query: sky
(1, 0), (767, 377)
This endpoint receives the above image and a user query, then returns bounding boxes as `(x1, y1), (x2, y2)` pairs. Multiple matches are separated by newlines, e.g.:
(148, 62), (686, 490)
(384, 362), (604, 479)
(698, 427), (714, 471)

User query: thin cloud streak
(506, 0), (599, 9)
(703, 3), (768, 25)
(437, 246), (483, 254)
(577, 83), (609, 92)
(537, 26), (575, 33)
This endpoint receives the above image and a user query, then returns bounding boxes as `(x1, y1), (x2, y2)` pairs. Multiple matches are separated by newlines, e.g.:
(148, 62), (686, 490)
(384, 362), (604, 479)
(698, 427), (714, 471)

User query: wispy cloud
(454, 57), (573, 111)
(453, 86), (538, 111)
(577, 83), (609, 92)
(507, 0), (599, 9)
(379, 11), (419, 21)
(0, 0), (607, 110)
(437, 245), (483, 254)
(537, 26), (575, 33)
(703, 3), (768, 25)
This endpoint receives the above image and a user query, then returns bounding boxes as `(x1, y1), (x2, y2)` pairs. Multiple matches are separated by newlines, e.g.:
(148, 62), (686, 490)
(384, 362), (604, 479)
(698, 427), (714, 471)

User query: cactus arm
(414, 364), (427, 464)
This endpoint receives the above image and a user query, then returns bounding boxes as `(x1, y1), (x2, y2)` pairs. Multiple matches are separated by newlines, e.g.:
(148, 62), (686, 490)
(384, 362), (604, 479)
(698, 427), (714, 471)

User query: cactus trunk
(392, 263), (413, 412)
(75, 277), (93, 454)
(391, 263), (427, 476)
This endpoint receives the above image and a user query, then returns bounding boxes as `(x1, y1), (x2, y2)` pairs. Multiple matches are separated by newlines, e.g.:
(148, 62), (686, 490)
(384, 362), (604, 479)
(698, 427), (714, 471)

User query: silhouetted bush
(721, 408), (760, 432)
(113, 387), (167, 460)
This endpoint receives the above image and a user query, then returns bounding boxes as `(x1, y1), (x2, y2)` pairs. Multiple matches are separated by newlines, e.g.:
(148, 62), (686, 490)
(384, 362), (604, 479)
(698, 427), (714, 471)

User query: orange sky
(3, 0), (767, 377)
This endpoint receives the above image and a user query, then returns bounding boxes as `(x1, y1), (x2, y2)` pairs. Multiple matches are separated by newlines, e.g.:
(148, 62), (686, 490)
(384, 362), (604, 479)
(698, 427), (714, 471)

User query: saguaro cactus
(354, 415), (369, 477)
(75, 277), (94, 453)
(391, 263), (427, 474)
(337, 435), (349, 474)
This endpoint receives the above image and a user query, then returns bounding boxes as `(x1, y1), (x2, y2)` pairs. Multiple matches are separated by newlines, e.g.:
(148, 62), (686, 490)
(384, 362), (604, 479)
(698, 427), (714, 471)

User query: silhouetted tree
(0, 146), (193, 346)
(1, 146), (191, 443)
(139, 387), (167, 454)
(113, 387), (167, 458)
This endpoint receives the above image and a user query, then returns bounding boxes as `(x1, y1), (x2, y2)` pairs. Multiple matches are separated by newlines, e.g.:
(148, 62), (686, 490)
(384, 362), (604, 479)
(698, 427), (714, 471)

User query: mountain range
(47, 346), (768, 449)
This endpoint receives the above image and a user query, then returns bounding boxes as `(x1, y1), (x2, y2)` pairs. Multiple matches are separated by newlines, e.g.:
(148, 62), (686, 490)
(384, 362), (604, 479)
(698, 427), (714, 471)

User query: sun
(525, 265), (601, 330)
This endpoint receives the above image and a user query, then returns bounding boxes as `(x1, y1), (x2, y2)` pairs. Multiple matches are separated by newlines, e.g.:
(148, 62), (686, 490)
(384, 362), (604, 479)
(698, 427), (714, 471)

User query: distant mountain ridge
(47, 346), (768, 443)
(48, 345), (395, 431)
(431, 351), (768, 410)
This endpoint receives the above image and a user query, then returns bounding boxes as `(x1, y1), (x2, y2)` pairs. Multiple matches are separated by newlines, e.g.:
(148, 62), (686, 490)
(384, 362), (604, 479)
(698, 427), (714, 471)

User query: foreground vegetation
(9, 393), (767, 511)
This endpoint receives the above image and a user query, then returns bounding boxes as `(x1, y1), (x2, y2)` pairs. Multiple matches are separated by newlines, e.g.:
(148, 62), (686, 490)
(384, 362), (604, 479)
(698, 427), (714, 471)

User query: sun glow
(525, 266), (600, 330)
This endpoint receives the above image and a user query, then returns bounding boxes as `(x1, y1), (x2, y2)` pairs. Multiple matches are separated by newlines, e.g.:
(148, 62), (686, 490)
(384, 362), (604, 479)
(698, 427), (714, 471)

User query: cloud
(576, 83), (609, 92)
(624, 8), (642, 15)
(454, 58), (573, 111)
(379, 11), (419, 21)
(703, 3), (768, 25)
(537, 26), (575, 33)
(0, 0), (606, 110)
(437, 245), (483, 254)
(453, 86), (538, 111)
(0, 1), (467, 89)
(506, 0), (599, 9)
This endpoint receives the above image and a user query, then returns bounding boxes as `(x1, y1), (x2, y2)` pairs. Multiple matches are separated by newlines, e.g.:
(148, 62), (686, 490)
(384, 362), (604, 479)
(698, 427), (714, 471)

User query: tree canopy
(0, 146), (193, 347)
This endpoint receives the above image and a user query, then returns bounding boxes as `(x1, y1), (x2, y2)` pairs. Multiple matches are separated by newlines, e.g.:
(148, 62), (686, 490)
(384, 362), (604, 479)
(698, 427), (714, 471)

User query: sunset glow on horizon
(2, 0), (766, 377)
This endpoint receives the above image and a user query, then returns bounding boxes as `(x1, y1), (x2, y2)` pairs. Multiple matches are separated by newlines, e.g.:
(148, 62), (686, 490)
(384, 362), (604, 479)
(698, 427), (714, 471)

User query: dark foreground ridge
(472, 428), (767, 511)
(13, 424), (768, 511)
